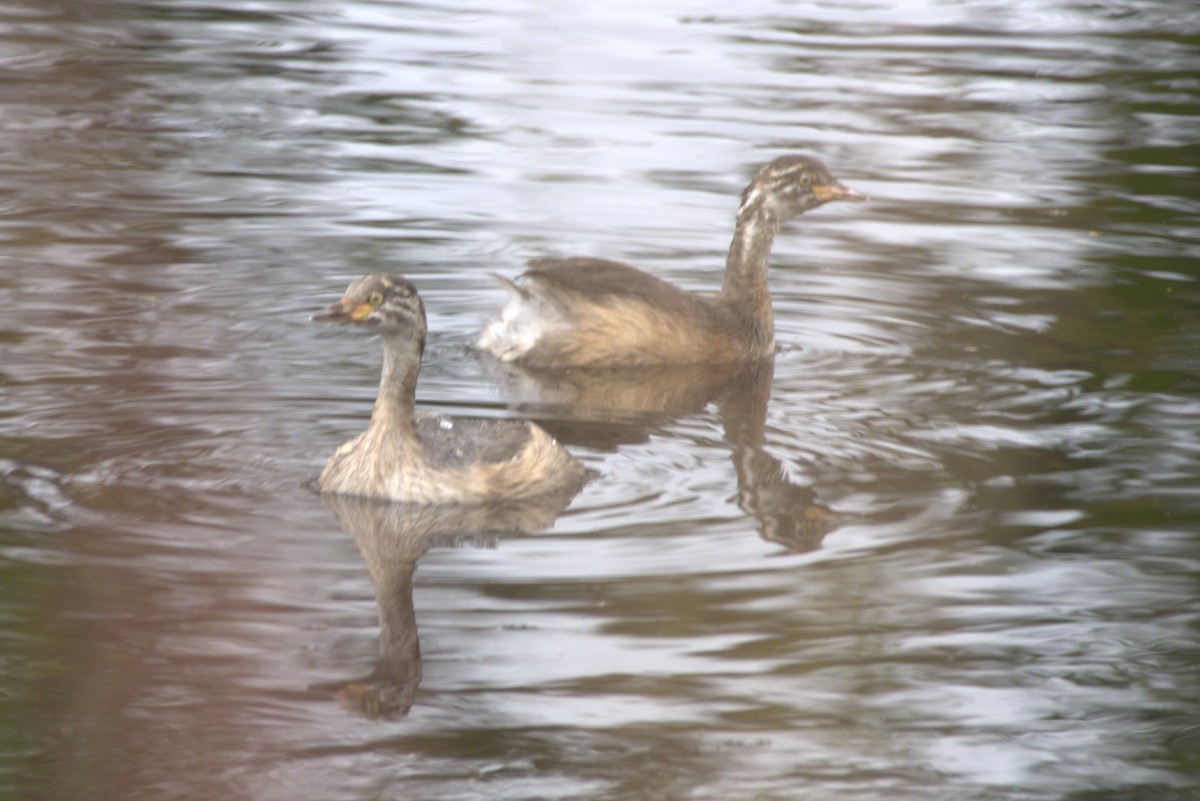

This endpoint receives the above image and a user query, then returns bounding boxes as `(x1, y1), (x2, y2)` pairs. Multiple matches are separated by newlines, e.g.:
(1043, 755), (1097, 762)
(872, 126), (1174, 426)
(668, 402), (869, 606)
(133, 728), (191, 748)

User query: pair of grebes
(316, 155), (865, 504)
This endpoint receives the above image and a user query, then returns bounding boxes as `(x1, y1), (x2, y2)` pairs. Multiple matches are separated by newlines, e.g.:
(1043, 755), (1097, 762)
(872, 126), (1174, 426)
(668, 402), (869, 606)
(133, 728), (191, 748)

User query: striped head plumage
(737, 155), (867, 227)
(314, 273), (427, 347)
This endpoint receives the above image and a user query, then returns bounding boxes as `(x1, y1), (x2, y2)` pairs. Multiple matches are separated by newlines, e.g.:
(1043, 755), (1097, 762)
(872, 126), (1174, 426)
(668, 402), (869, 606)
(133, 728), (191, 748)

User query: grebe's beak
(311, 299), (372, 323)
(813, 181), (868, 203)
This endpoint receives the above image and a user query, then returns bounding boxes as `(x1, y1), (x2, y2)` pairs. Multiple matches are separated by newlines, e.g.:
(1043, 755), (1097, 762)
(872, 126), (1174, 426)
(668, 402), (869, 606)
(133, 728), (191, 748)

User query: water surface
(1, 1), (1198, 799)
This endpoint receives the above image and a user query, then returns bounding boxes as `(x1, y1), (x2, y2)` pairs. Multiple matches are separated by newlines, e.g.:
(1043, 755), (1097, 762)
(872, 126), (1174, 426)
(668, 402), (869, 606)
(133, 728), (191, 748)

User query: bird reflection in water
(718, 361), (844, 552)
(314, 483), (582, 719)
(489, 357), (844, 553)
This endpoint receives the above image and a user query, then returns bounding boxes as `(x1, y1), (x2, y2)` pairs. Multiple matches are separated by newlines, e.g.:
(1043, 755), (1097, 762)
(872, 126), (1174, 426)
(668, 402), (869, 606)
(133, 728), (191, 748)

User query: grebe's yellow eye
(368, 291), (384, 306)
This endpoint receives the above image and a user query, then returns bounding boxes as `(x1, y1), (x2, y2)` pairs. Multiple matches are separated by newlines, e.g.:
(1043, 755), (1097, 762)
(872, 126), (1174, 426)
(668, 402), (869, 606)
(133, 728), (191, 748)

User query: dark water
(1, 1), (1198, 799)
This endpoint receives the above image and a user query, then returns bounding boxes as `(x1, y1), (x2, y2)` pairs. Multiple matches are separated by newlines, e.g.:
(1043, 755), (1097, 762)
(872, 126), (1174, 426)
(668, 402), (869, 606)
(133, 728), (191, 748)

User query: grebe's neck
(368, 331), (422, 443)
(718, 189), (781, 350)
(366, 552), (422, 692)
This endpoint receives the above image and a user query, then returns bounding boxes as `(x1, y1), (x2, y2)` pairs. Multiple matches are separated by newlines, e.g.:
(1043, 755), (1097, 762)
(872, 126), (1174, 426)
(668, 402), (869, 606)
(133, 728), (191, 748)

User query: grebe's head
(739, 155), (866, 222)
(313, 273), (427, 343)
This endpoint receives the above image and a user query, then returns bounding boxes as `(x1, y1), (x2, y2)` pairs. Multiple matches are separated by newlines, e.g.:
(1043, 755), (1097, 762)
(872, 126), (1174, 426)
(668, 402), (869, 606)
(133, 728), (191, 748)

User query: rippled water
(1, 1), (1198, 799)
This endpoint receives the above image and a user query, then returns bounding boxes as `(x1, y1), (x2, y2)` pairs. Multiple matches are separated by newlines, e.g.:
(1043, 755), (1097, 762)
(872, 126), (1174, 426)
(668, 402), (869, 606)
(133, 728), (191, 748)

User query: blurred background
(0, 1), (1197, 799)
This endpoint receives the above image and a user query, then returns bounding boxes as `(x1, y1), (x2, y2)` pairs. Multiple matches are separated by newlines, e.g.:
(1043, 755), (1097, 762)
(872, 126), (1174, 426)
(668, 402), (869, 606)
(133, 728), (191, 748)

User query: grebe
(477, 155), (865, 368)
(315, 274), (587, 504)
